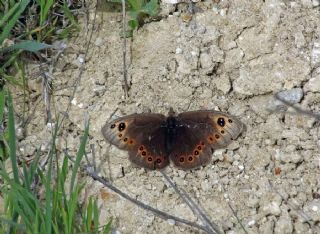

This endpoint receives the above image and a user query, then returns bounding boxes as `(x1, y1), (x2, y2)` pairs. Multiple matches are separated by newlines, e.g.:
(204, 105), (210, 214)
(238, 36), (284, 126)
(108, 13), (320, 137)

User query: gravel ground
(17, 0), (320, 233)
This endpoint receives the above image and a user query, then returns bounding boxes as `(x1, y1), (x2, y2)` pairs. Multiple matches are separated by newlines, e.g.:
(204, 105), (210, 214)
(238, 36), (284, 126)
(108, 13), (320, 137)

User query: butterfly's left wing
(101, 113), (169, 170)
(170, 110), (243, 169)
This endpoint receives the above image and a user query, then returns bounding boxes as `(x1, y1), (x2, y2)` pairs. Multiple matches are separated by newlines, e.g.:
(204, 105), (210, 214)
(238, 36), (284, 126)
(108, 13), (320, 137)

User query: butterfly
(101, 108), (244, 170)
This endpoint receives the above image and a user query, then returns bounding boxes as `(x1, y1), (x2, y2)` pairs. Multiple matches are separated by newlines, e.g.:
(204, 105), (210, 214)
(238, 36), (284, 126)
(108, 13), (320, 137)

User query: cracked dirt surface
(15, 0), (320, 233)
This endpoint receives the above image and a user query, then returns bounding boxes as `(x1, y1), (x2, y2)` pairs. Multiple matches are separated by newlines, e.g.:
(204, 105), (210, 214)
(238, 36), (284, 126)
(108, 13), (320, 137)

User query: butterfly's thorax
(162, 116), (177, 153)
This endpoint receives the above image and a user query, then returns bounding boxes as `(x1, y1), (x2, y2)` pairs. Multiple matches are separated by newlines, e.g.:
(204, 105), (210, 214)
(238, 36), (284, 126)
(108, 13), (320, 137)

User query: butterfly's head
(168, 107), (176, 117)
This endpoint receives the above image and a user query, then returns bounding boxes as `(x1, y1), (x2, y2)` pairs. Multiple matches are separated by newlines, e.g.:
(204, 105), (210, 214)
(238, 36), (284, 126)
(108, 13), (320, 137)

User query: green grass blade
(6, 89), (19, 184)
(0, 88), (5, 129)
(43, 120), (61, 234)
(69, 119), (89, 193)
(103, 219), (113, 234)
(93, 199), (99, 234)
(0, 2), (19, 28)
(0, 0), (30, 44)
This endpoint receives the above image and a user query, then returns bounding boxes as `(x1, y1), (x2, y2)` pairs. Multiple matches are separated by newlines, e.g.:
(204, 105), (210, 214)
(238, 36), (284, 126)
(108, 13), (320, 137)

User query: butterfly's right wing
(101, 113), (169, 169)
(170, 110), (243, 169)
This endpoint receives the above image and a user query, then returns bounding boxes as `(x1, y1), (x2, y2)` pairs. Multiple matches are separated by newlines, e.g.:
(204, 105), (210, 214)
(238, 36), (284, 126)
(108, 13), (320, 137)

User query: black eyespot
(139, 146), (144, 151)
(194, 150), (199, 155)
(221, 130), (225, 134)
(142, 151), (147, 156)
(197, 146), (202, 150)
(156, 159), (162, 164)
(118, 122), (126, 132)
(217, 117), (225, 127)
(123, 138), (128, 142)
(228, 119), (233, 123)
(179, 157), (184, 162)
(110, 124), (116, 129)
(118, 134), (122, 138)
(215, 134), (220, 139)
(148, 157), (153, 162)
(188, 156), (193, 161)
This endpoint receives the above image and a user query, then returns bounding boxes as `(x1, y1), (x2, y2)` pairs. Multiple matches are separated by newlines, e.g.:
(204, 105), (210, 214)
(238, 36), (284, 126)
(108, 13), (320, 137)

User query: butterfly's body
(102, 110), (243, 170)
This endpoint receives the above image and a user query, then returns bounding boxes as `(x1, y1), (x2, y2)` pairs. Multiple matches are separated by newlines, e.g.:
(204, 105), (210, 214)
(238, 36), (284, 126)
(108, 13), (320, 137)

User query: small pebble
(167, 219), (176, 226)
(175, 47), (183, 54)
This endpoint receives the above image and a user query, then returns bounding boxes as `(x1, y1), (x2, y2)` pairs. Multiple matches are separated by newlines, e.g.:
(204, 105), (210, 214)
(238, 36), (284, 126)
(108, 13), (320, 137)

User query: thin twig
(160, 171), (221, 234)
(121, 0), (129, 97)
(66, 154), (210, 233)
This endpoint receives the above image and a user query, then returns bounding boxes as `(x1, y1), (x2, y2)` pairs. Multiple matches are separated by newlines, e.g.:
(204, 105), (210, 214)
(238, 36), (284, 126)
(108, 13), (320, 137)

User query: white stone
(304, 75), (320, 92)
(312, 0), (320, 7)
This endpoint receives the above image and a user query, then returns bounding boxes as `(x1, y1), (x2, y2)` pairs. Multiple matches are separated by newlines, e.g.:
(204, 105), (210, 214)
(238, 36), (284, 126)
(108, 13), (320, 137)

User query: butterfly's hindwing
(101, 113), (169, 169)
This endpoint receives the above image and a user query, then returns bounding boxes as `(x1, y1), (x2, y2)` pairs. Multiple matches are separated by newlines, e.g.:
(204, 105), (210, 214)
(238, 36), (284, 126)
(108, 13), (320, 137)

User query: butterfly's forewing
(101, 113), (169, 169)
(170, 110), (243, 169)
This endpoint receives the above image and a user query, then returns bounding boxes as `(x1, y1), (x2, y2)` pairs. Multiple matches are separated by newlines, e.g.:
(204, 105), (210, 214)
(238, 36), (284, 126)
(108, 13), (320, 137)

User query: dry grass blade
(121, 0), (129, 97)
(274, 93), (320, 120)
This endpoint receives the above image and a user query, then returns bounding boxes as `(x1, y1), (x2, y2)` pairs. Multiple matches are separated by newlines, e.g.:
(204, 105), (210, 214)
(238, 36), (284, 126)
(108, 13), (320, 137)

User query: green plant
(0, 88), (112, 233)
(127, 0), (159, 31)
(109, 0), (159, 35)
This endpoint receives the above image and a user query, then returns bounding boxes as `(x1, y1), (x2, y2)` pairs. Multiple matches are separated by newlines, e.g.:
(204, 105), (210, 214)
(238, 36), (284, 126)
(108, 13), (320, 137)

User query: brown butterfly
(101, 109), (243, 170)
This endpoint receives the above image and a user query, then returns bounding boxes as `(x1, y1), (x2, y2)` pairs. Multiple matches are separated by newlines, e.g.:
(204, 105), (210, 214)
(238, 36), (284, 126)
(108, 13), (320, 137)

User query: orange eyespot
(208, 135), (215, 142)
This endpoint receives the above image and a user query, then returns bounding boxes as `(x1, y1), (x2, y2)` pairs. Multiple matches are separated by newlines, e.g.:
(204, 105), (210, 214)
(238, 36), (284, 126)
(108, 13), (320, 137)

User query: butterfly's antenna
(160, 170), (221, 234)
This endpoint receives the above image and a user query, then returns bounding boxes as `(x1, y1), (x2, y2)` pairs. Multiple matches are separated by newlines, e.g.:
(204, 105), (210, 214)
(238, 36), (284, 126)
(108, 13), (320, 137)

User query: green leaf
(0, 40), (52, 53)
(128, 19), (138, 30)
(142, 0), (158, 16)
